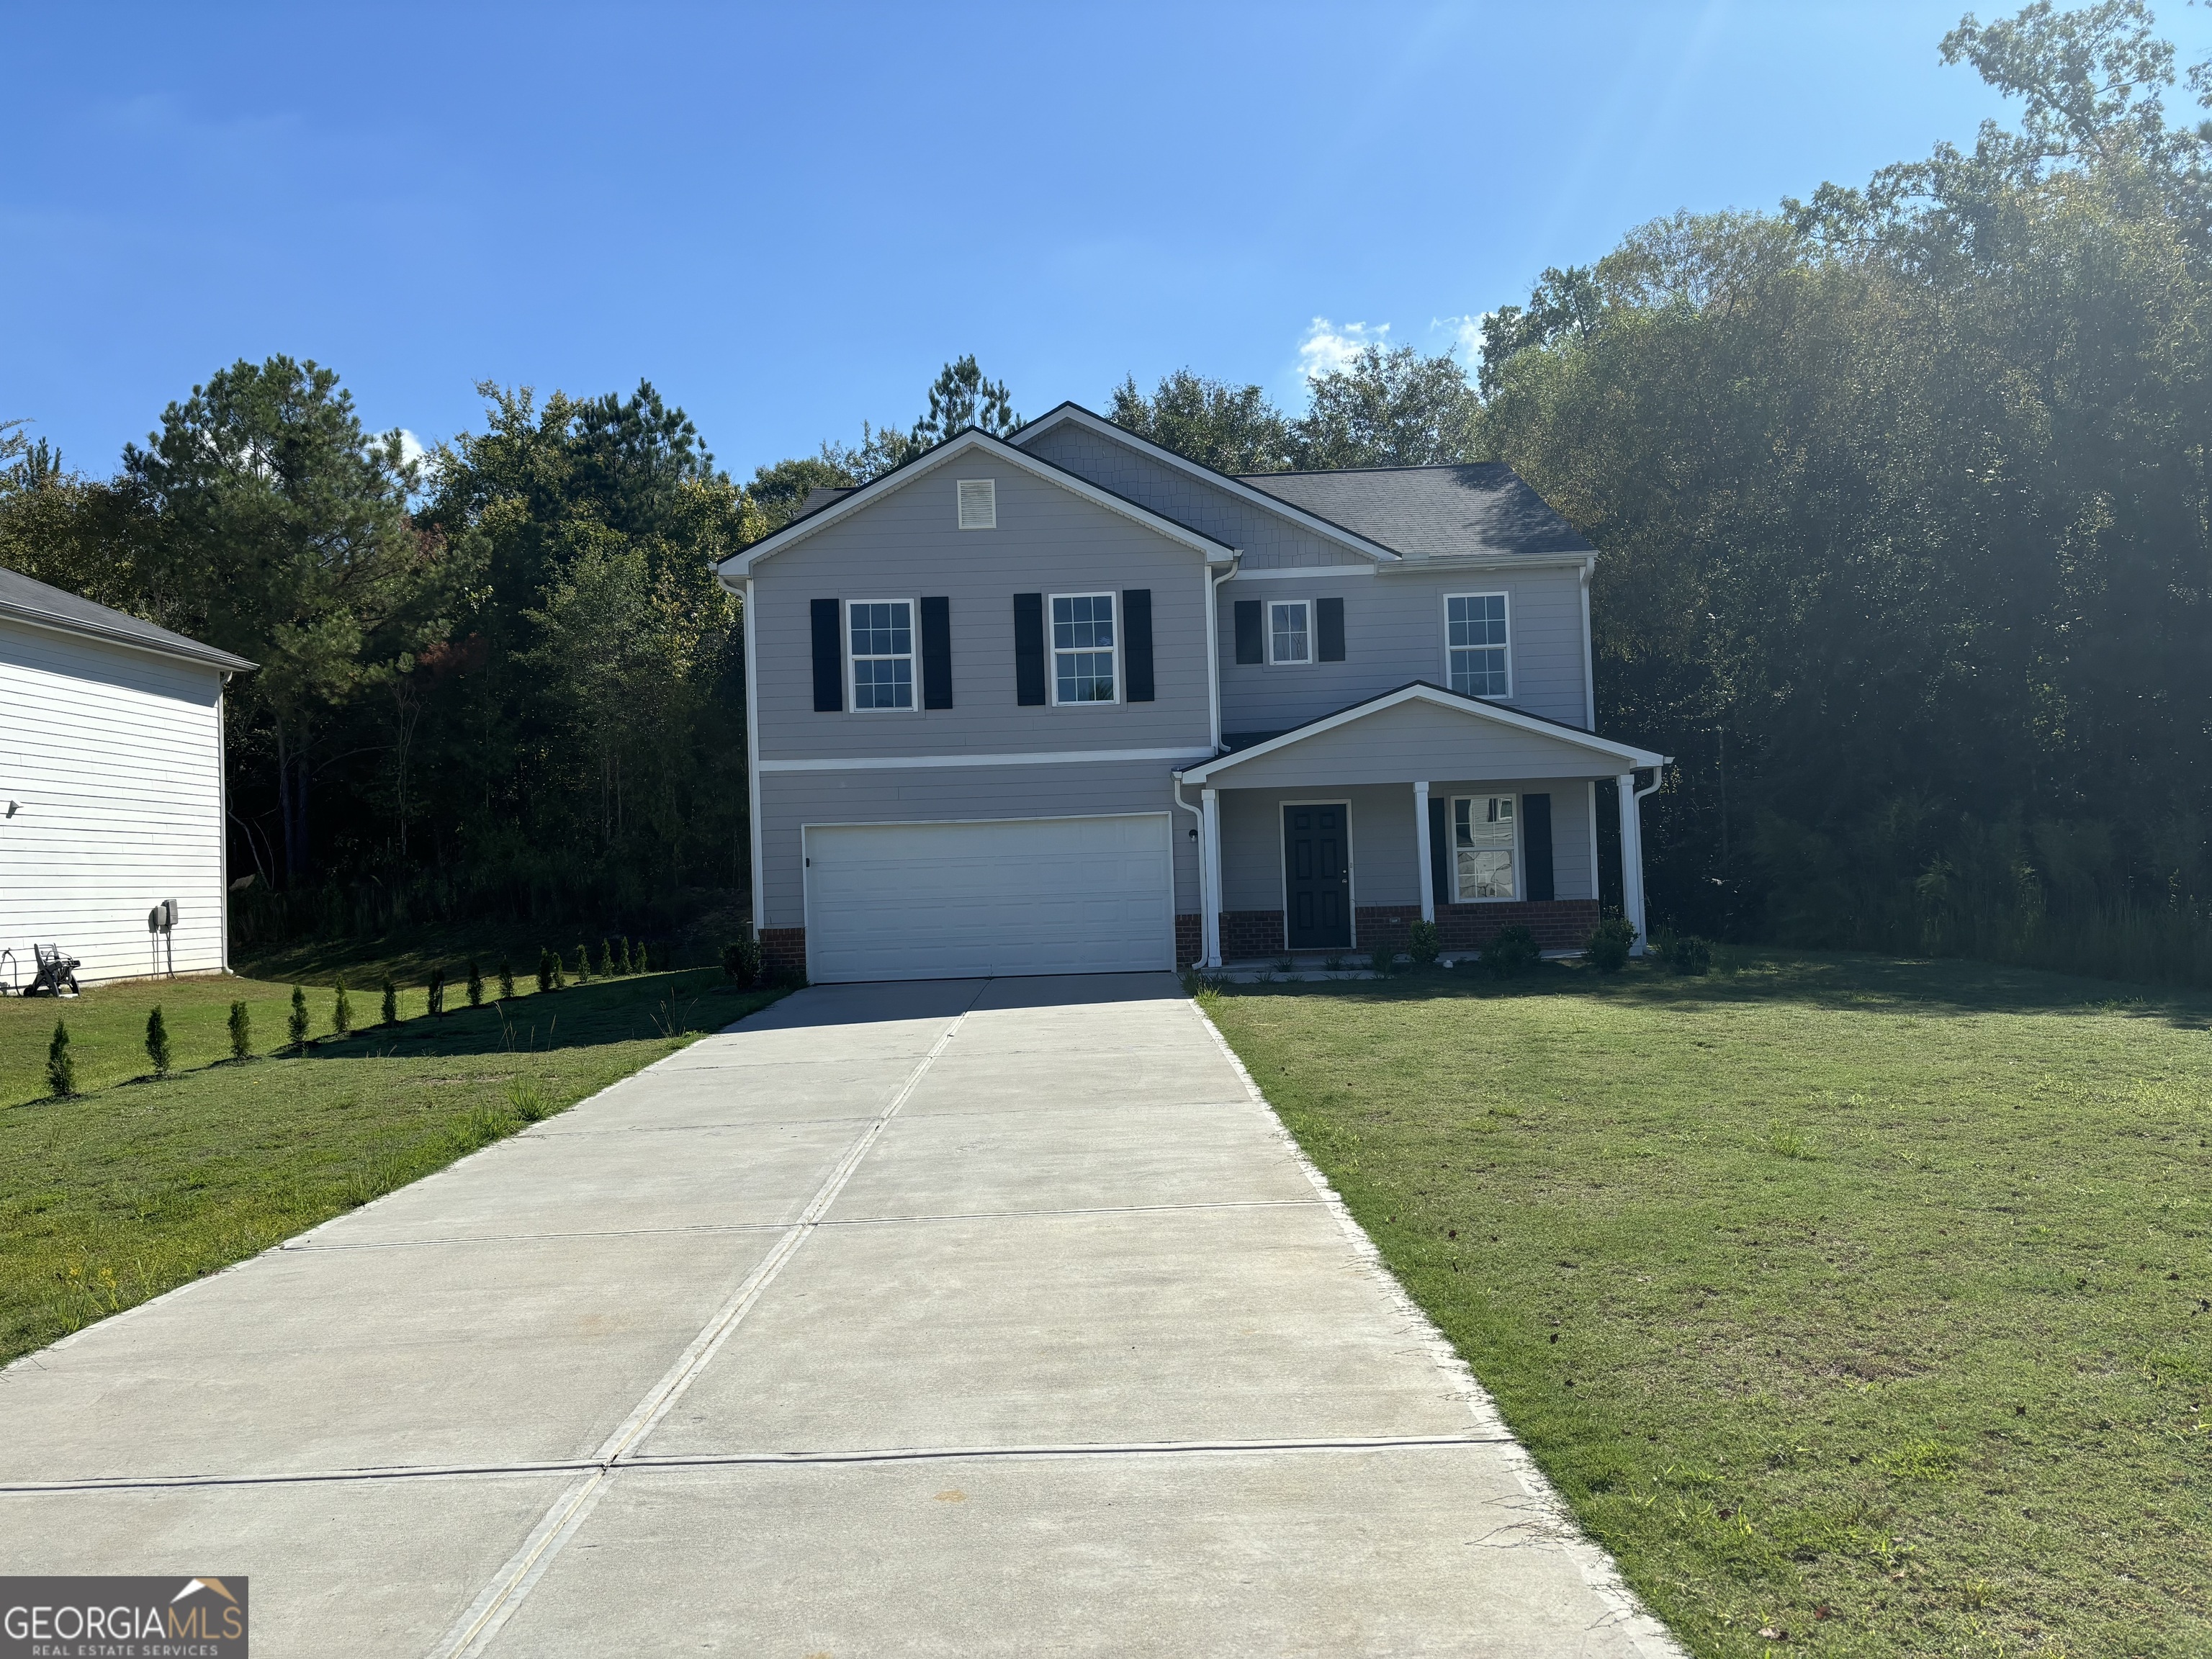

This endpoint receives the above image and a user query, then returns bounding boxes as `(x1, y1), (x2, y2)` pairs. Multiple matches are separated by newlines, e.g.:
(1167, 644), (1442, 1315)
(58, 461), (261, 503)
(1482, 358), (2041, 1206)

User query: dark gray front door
(1283, 803), (1351, 950)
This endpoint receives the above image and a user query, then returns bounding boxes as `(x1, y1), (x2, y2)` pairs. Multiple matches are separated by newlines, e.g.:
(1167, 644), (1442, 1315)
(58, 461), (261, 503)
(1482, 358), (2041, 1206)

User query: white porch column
(1413, 781), (1434, 925)
(1200, 788), (1223, 967)
(1617, 771), (1647, 955)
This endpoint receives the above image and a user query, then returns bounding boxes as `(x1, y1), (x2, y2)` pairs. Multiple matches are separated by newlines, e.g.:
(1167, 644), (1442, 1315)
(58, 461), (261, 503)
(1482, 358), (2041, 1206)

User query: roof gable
(716, 427), (1236, 580)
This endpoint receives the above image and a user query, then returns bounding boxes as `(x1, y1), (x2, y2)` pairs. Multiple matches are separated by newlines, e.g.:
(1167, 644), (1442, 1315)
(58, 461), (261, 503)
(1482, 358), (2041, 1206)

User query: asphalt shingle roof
(1236, 464), (1594, 560)
(0, 565), (257, 671)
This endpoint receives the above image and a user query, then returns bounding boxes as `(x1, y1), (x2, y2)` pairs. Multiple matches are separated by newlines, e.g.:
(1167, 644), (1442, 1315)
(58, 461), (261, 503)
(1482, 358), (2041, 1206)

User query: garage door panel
(806, 815), (1173, 982)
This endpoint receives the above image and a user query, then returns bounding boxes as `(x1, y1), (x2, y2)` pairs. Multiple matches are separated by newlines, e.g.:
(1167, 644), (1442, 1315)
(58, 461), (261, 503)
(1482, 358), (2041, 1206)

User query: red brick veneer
(1175, 914), (1202, 967)
(759, 927), (807, 980)
(1214, 899), (1601, 959)
(1219, 909), (1287, 959)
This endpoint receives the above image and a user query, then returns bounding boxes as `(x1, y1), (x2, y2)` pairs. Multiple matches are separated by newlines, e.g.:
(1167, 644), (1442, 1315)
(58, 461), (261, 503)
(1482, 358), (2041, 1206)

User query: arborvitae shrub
(617, 936), (634, 974)
(289, 985), (311, 1048)
(47, 1020), (74, 1098)
(595, 938), (613, 978)
(536, 949), (554, 994)
(498, 959), (516, 1000)
(333, 978), (352, 1037)
(573, 945), (589, 984)
(426, 968), (446, 1018)
(1407, 920), (1442, 967)
(145, 1005), (172, 1077)
(551, 952), (565, 991)
(381, 978), (399, 1025)
(228, 999), (252, 1060)
(467, 961), (485, 1007)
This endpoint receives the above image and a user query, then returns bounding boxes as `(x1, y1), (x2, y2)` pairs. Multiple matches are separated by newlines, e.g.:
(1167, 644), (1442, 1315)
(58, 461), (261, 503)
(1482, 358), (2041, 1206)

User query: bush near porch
(1205, 949), (2209, 1658)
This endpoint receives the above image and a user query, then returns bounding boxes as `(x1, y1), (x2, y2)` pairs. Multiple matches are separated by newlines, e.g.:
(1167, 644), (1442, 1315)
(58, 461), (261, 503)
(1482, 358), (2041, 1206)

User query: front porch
(1173, 683), (1668, 971)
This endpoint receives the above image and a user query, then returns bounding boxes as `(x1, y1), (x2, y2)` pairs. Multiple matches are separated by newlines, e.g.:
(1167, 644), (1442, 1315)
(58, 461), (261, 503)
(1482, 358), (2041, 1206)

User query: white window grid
(1451, 793), (1519, 902)
(1445, 593), (1511, 698)
(1050, 592), (1118, 705)
(1267, 599), (1312, 665)
(848, 598), (917, 713)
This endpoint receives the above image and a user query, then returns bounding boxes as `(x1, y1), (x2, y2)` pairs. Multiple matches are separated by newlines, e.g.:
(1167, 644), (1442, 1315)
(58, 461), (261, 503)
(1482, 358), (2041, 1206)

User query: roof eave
(0, 602), (257, 673)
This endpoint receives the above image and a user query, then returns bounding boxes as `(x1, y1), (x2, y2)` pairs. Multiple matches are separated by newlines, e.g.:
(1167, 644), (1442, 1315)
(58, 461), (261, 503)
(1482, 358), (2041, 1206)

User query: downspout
(1622, 762), (1666, 954)
(1172, 773), (1205, 970)
(1578, 557), (1596, 731)
(1206, 553), (1241, 753)
(218, 671), (231, 975)
(741, 572), (764, 940)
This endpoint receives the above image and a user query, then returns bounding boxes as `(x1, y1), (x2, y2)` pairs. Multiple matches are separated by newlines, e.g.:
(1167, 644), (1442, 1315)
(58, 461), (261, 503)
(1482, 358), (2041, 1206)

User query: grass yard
(0, 966), (782, 1367)
(1205, 950), (2209, 1659)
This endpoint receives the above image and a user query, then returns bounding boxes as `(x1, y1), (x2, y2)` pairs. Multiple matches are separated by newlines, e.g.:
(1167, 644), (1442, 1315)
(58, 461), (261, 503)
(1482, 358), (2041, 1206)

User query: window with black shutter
(1233, 599), (1262, 665)
(920, 596), (952, 709)
(1012, 593), (1046, 706)
(1317, 595), (1346, 662)
(810, 598), (842, 712)
(1122, 589), (1154, 701)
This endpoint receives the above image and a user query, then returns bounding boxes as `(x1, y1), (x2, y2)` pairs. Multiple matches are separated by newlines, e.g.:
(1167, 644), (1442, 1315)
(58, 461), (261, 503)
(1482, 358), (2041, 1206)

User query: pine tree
(536, 948), (554, 994)
(467, 961), (485, 1007)
(46, 1020), (74, 1098)
(145, 1005), (172, 1077)
(228, 999), (253, 1060)
(289, 986), (310, 1050)
(381, 977), (399, 1025)
(333, 977), (352, 1037)
(498, 959), (516, 1000)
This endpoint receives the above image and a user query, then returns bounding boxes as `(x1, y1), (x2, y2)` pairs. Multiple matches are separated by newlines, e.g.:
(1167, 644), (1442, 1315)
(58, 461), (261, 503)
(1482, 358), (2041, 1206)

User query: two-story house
(716, 403), (1668, 983)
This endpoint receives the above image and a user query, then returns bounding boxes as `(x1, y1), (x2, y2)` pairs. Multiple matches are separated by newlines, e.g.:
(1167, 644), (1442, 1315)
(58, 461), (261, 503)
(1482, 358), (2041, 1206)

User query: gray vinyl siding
(1220, 565), (1588, 732)
(1218, 776), (1596, 911)
(751, 457), (1215, 763)
(1209, 698), (1627, 791)
(1020, 423), (1367, 572)
(0, 619), (230, 985)
(757, 760), (1199, 929)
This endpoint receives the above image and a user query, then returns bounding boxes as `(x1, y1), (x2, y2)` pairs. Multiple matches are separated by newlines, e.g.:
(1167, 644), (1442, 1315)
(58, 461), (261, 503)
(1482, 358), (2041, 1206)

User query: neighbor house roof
(0, 565), (256, 673)
(1237, 465), (1597, 561)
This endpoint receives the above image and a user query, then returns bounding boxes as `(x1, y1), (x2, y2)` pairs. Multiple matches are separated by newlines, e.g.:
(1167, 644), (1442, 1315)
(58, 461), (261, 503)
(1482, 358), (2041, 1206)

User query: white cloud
(395, 428), (428, 466)
(1295, 317), (1391, 382)
(1431, 314), (1488, 366)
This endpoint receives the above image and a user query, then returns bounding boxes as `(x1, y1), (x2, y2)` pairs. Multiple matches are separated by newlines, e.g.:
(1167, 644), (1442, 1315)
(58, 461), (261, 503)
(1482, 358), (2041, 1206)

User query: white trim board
(760, 746), (1215, 773)
(715, 427), (1238, 582)
(1173, 683), (1668, 783)
(1223, 564), (1375, 583)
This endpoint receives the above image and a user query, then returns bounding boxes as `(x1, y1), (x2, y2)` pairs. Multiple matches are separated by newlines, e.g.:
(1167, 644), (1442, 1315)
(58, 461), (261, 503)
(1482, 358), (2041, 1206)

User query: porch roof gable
(1174, 682), (1668, 788)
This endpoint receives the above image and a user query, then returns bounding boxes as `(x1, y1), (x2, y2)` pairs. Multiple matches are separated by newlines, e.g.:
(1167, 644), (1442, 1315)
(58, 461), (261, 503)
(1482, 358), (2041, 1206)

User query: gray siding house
(716, 403), (1666, 984)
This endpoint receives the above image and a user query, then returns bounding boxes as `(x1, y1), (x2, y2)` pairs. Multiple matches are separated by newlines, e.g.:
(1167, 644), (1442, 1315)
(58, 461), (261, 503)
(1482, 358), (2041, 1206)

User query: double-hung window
(1267, 600), (1311, 665)
(1446, 593), (1510, 697)
(849, 599), (914, 711)
(1452, 793), (1517, 900)
(1051, 593), (1116, 703)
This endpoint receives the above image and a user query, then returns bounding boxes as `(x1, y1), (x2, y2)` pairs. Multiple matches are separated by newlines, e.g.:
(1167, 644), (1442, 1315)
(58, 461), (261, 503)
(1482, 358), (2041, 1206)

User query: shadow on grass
(299, 970), (778, 1061)
(1228, 947), (2212, 1028)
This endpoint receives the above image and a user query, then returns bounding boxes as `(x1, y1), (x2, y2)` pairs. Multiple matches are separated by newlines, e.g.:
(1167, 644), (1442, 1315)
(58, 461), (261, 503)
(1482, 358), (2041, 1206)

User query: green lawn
(1205, 950), (2209, 1659)
(1, 966), (782, 1367)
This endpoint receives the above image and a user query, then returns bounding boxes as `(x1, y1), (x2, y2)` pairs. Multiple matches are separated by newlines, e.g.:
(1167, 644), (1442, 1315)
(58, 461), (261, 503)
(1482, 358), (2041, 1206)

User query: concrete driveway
(0, 974), (1676, 1656)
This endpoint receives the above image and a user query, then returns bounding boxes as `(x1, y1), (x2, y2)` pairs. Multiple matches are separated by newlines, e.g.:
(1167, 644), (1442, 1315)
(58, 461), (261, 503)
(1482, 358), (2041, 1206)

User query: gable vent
(957, 478), (997, 530)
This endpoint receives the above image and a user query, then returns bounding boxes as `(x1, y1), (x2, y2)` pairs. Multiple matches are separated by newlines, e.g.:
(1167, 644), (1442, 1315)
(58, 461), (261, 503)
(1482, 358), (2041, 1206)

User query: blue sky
(8, 1), (2212, 482)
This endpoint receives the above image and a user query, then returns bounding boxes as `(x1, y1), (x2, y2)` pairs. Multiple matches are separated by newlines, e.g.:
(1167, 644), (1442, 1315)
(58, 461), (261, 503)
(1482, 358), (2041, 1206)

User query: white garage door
(804, 814), (1175, 982)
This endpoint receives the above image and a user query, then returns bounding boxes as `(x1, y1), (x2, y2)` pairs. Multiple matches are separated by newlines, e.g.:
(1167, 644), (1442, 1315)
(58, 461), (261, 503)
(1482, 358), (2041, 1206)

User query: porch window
(1452, 793), (1516, 899)
(849, 599), (914, 710)
(1446, 593), (1510, 697)
(1051, 593), (1117, 703)
(1267, 600), (1311, 665)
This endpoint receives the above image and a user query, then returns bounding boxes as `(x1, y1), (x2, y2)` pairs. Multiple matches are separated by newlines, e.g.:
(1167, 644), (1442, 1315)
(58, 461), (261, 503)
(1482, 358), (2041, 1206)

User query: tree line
(4, 1), (2208, 981)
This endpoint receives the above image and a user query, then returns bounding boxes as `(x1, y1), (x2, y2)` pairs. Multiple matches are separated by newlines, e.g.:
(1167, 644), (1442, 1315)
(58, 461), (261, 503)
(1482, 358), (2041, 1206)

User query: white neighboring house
(0, 567), (256, 989)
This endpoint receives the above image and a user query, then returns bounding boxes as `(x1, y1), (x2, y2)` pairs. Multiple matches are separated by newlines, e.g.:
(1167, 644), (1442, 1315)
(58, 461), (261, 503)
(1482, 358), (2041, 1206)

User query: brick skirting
(1220, 909), (1287, 960)
(1176, 914), (1202, 967)
(759, 927), (807, 980)
(1216, 899), (1601, 960)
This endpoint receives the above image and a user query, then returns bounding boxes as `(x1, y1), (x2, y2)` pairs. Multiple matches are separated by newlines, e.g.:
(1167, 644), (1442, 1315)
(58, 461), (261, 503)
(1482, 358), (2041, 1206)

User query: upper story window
(1051, 592), (1117, 703)
(1446, 593), (1510, 698)
(1453, 793), (1516, 899)
(849, 599), (914, 711)
(1267, 600), (1311, 665)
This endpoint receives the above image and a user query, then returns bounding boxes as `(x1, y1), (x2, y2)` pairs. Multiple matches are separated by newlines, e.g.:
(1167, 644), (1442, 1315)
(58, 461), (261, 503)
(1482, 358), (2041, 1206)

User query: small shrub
(505, 1076), (555, 1122)
(228, 999), (252, 1060)
(1274, 956), (1295, 974)
(722, 938), (763, 988)
(498, 959), (516, 1000)
(536, 948), (555, 994)
(380, 977), (399, 1026)
(467, 961), (485, 1007)
(1481, 925), (1542, 977)
(1323, 955), (1345, 973)
(615, 935), (633, 975)
(332, 978), (352, 1037)
(572, 945), (590, 984)
(289, 985), (312, 1049)
(634, 941), (651, 972)
(1663, 933), (1713, 976)
(595, 938), (613, 978)
(1585, 916), (1636, 974)
(1368, 944), (1395, 976)
(46, 1020), (75, 1098)
(776, 965), (809, 991)
(145, 1005), (172, 1077)
(426, 968), (446, 1019)
(552, 952), (566, 991)
(1407, 919), (1441, 967)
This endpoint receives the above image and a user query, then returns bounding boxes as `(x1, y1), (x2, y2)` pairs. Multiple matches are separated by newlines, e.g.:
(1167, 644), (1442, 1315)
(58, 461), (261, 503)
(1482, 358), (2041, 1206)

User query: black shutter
(1523, 792), (1555, 901)
(1013, 592), (1046, 706)
(810, 598), (843, 712)
(1233, 600), (1262, 665)
(1122, 588), (1154, 701)
(920, 597), (952, 709)
(1429, 796), (1450, 907)
(1317, 596), (1346, 662)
